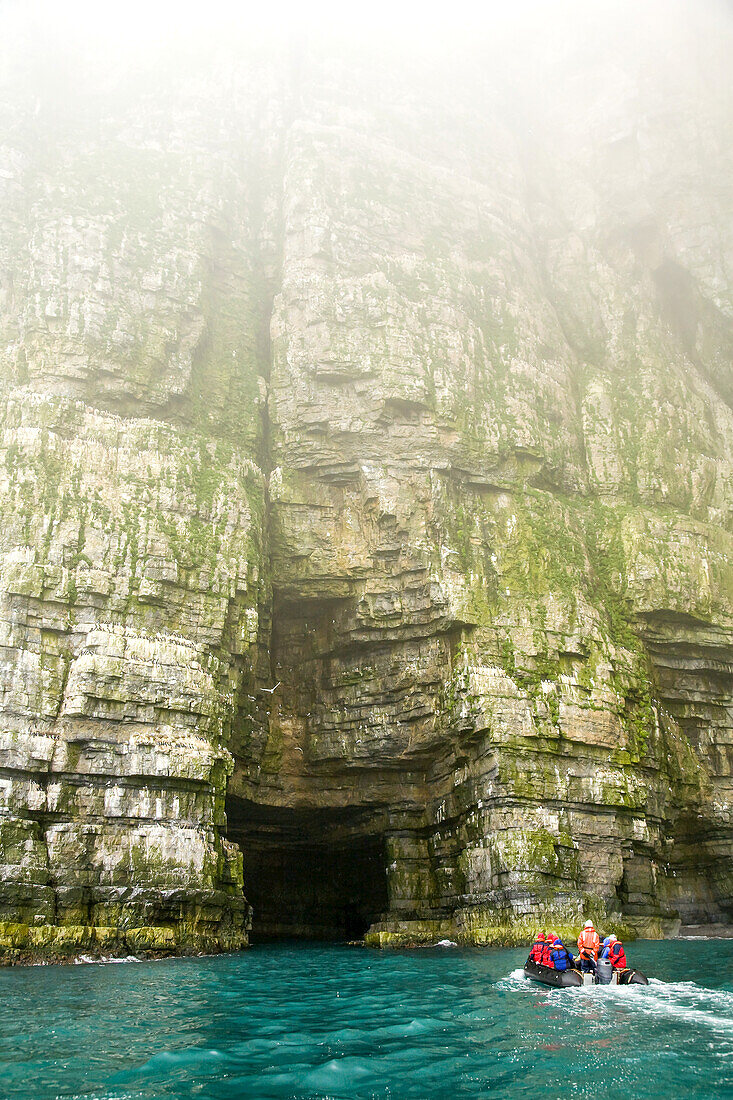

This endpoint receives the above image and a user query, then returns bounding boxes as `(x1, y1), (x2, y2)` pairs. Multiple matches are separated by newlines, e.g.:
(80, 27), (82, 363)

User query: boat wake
(553, 975), (733, 1043)
(508, 966), (733, 1039)
(612, 978), (733, 1033)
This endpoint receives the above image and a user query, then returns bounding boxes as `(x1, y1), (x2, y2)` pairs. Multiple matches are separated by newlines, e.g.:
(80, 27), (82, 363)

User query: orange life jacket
(577, 928), (600, 960)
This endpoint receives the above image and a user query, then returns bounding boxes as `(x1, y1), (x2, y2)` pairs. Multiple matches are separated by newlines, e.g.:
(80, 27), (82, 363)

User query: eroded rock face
(0, 390), (267, 955)
(0, 5), (731, 956)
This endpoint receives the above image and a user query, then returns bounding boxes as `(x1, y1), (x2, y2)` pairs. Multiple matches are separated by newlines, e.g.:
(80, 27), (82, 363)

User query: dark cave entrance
(226, 798), (389, 941)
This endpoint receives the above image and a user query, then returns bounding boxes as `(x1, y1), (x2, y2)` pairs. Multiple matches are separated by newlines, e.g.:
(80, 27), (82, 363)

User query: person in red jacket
(541, 934), (556, 967)
(544, 933), (560, 967)
(605, 934), (627, 970)
(529, 932), (546, 963)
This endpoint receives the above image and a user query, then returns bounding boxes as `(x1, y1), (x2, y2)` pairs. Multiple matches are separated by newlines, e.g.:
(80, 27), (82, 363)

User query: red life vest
(609, 942), (627, 969)
(542, 941), (556, 967)
(529, 939), (544, 963)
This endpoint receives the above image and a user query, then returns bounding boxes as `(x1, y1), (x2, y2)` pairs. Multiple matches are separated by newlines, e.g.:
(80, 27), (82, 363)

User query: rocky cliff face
(0, 5), (731, 958)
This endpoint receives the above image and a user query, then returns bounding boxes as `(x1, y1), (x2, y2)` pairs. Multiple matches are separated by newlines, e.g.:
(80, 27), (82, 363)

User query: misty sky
(4, 0), (732, 58)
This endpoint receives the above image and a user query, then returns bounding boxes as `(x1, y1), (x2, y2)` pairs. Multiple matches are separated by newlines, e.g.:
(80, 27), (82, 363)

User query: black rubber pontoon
(523, 959), (582, 987)
(617, 968), (648, 985)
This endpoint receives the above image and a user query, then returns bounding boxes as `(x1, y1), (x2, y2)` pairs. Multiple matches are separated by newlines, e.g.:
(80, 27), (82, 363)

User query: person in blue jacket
(547, 933), (575, 971)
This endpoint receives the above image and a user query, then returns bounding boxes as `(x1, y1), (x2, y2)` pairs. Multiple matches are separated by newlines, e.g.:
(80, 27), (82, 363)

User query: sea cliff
(0, 6), (731, 959)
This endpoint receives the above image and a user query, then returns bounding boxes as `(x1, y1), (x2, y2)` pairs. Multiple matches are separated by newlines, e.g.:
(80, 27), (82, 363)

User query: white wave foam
(74, 954), (142, 965)
(557, 974), (733, 1040)
(622, 990), (733, 1034)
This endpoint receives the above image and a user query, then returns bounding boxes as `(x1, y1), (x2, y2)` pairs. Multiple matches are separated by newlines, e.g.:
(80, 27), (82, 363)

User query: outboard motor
(596, 958), (613, 985)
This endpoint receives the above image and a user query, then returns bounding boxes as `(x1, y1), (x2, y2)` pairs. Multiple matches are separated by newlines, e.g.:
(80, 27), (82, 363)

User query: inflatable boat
(523, 958), (648, 988)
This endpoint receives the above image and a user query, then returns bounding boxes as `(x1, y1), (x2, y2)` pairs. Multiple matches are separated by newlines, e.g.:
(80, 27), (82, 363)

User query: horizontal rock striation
(0, 389), (267, 956)
(0, 35), (285, 956)
(0, 4), (732, 956)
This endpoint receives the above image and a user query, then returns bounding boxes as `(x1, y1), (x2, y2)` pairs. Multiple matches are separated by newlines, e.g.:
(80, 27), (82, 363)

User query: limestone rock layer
(0, 6), (732, 956)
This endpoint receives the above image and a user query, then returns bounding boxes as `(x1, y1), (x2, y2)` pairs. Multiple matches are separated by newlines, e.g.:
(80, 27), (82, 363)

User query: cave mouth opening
(226, 798), (389, 942)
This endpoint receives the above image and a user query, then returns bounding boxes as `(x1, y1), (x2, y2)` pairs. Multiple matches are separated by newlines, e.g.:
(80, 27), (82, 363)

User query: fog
(4, 0), (733, 68)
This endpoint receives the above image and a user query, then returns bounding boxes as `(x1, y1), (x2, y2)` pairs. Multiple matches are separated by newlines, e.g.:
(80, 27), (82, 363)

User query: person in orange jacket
(577, 919), (600, 973)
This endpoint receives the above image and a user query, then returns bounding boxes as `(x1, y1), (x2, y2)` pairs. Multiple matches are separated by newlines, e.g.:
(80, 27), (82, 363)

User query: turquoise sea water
(0, 940), (731, 1099)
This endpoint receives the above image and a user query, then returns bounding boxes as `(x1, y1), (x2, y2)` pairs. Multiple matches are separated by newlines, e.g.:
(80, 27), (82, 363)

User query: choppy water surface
(1, 940), (732, 1099)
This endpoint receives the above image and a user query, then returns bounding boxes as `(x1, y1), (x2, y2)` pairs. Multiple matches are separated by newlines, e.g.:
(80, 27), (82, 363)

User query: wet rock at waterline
(0, 5), (732, 960)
